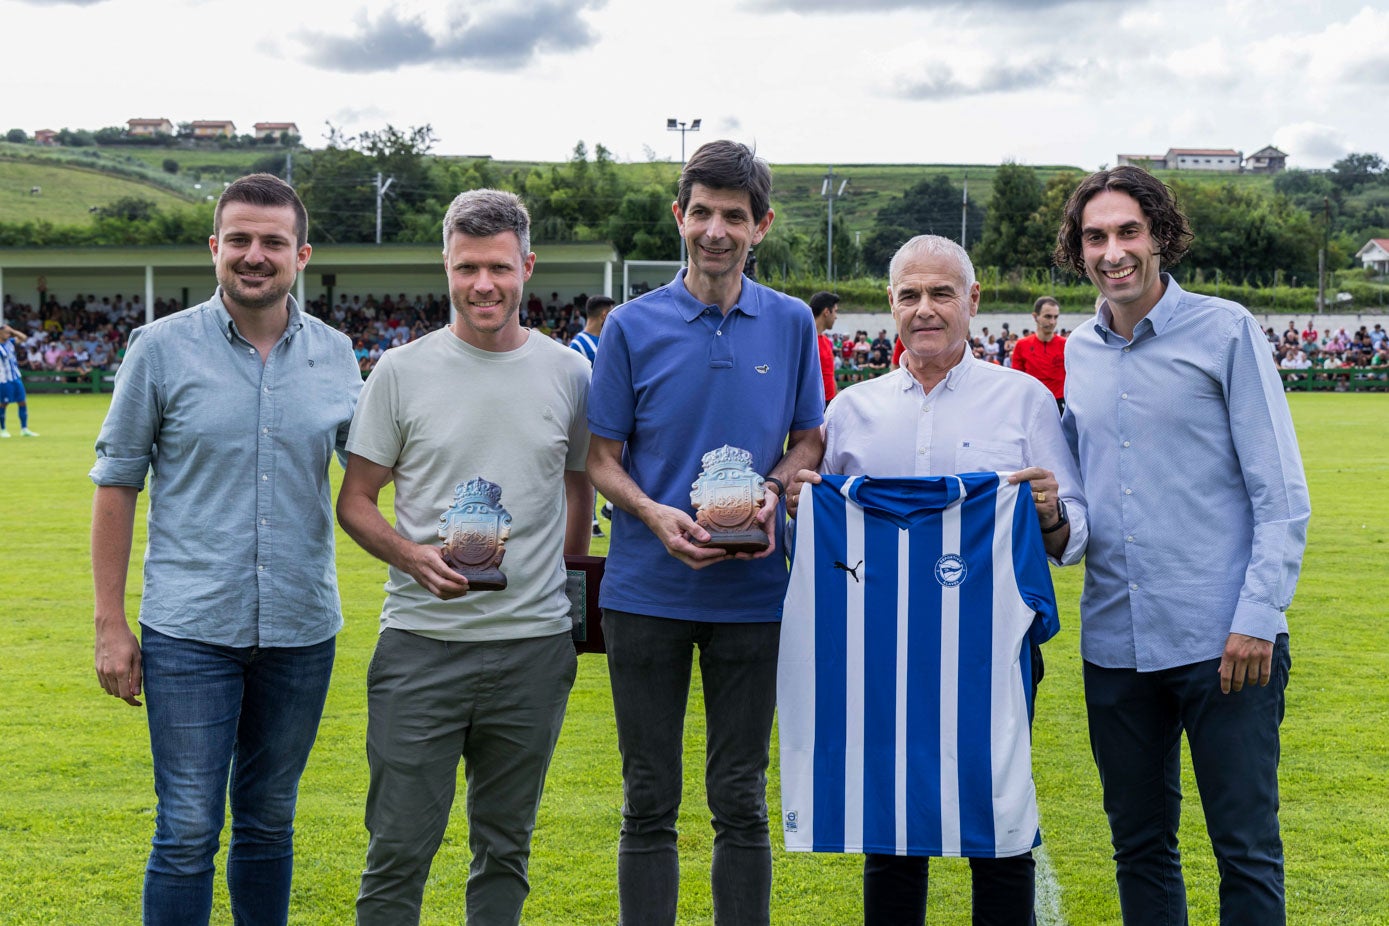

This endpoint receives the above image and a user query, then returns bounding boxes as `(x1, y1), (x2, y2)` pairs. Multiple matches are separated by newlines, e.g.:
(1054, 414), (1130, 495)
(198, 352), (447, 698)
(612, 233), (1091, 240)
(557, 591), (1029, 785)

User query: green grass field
(1, 394), (1385, 924)
(0, 159), (194, 225)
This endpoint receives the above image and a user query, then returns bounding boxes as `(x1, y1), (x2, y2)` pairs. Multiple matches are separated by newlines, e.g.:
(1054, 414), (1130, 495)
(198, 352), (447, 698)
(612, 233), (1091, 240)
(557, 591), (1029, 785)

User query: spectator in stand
(868, 329), (891, 367)
(808, 291), (840, 405)
(1011, 296), (1068, 412)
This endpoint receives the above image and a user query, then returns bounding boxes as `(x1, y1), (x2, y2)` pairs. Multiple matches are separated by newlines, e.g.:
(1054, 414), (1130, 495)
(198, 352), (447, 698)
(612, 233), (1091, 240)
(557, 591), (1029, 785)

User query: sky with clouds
(5, 0), (1386, 170)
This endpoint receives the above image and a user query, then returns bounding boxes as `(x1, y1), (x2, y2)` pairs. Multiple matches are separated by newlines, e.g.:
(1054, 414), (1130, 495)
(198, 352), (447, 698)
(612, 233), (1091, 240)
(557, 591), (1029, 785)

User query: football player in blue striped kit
(784, 235), (1088, 925)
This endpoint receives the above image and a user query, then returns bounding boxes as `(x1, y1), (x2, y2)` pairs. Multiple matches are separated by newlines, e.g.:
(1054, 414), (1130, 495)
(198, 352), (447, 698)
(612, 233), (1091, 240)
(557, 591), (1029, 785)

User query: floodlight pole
(667, 117), (701, 263)
(822, 167), (848, 285)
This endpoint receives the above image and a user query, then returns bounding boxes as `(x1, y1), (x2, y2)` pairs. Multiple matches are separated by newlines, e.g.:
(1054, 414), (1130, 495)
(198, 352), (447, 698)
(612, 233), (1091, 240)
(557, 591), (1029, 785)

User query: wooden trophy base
(696, 531), (770, 554)
(450, 565), (507, 591)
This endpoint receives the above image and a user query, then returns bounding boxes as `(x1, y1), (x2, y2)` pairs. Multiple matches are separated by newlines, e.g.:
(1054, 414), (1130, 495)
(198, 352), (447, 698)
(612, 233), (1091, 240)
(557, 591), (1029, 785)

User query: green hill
(0, 158), (196, 225)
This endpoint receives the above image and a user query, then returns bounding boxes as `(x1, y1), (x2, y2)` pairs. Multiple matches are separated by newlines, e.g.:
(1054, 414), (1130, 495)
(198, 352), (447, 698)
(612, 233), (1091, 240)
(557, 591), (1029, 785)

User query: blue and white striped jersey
(568, 330), (599, 365)
(778, 472), (1058, 858)
(0, 339), (21, 384)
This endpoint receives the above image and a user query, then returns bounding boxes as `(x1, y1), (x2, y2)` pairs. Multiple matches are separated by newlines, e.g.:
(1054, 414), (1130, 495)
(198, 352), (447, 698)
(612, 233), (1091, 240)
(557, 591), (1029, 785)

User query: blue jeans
(1084, 635), (1291, 926)
(604, 610), (781, 926)
(140, 625), (336, 926)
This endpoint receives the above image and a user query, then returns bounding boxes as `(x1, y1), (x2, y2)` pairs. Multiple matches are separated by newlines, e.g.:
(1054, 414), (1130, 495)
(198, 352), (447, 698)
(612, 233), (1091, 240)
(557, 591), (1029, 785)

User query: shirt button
(262, 474), (269, 481)
(1124, 487), (1132, 495)
(262, 427), (270, 434)
(248, 347), (255, 355)
(258, 564), (265, 572)
(1126, 535), (1135, 542)
(918, 449), (926, 455)
(1121, 392), (1129, 399)
(263, 386), (271, 394)
(922, 406), (930, 413)
(716, 331), (723, 337)
(1122, 347), (1131, 353)
(1130, 582), (1139, 591)
(261, 518), (268, 526)
(1122, 440), (1131, 448)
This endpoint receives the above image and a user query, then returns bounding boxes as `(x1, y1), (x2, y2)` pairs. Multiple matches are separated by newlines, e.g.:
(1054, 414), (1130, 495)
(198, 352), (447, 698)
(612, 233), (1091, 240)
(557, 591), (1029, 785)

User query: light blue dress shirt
(90, 291), (362, 648)
(1062, 275), (1310, 671)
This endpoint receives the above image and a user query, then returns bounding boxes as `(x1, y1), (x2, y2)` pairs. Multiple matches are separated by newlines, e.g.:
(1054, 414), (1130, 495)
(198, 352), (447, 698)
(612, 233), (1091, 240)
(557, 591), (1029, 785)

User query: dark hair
(1033, 296), (1060, 314)
(808, 291), (839, 317)
(1053, 166), (1193, 277)
(443, 189), (530, 255)
(677, 140), (773, 224)
(215, 173), (308, 247)
(586, 295), (616, 316)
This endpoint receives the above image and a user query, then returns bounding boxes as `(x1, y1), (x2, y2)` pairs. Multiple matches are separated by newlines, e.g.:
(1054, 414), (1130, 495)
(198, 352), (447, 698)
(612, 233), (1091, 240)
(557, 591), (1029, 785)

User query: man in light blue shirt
(90, 174), (362, 926)
(1055, 166), (1310, 925)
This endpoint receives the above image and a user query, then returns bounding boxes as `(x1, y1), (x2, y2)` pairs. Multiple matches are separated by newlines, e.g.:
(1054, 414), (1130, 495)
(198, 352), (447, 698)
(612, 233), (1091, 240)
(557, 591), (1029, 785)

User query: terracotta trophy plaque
(438, 477), (511, 591)
(689, 445), (769, 553)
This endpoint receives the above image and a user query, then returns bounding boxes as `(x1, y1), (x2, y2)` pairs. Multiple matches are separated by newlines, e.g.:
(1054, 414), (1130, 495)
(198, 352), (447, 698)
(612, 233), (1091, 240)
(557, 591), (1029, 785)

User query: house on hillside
(127, 117), (174, 137)
(190, 120), (236, 139)
(1244, 145), (1288, 173)
(1357, 239), (1389, 275)
(33, 129), (57, 145)
(253, 122), (299, 141)
(1164, 148), (1242, 171)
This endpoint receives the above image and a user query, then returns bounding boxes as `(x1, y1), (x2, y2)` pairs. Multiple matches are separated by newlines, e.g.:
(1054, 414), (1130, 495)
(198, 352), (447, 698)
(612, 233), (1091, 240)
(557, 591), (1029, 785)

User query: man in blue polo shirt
(587, 139), (825, 926)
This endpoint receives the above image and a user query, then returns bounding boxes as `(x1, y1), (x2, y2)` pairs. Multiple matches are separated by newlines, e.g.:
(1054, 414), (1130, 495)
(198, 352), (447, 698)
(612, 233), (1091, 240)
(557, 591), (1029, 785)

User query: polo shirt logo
(756, 364), (770, 374)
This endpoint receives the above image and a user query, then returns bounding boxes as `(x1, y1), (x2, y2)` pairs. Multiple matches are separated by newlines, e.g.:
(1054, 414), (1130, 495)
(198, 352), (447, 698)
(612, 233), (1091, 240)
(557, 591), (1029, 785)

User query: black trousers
(863, 852), (1036, 925)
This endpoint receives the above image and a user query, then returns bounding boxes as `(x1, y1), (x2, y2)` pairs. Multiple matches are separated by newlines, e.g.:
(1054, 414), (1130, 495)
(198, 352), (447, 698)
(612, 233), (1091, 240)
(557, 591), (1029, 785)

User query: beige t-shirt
(346, 327), (591, 641)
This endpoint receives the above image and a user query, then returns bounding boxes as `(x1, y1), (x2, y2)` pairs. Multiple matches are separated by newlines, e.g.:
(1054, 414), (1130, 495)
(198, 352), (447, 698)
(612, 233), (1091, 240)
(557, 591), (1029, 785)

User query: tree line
(3, 124), (1386, 288)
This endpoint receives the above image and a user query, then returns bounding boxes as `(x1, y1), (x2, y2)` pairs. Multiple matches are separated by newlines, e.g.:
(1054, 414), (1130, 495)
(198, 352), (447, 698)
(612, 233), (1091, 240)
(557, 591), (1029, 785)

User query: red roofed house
(253, 122), (299, 141)
(127, 117), (174, 137)
(33, 129), (58, 145)
(1356, 239), (1389, 276)
(1164, 148), (1242, 171)
(190, 120), (236, 139)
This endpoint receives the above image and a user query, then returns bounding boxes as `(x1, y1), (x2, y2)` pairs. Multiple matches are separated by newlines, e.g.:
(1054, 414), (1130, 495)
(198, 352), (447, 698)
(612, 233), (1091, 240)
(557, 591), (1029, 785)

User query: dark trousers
(863, 853), (1036, 925)
(1083, 635), (1290, 926)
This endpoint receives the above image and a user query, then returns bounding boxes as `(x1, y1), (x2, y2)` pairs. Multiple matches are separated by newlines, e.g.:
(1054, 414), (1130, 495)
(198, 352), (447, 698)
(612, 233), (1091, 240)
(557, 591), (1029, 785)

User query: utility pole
(1317, 196), (1330, 313)
(821, 167), (848, 285)
(375, 172), (395, 245)
(961, 173), (969, 245)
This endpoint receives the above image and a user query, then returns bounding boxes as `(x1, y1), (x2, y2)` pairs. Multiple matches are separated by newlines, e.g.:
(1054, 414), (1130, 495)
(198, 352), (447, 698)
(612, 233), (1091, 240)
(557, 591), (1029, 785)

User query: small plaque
(438, 477), (511, 591)
(689, 444), (769, 553)
(565, 554), (606, 653)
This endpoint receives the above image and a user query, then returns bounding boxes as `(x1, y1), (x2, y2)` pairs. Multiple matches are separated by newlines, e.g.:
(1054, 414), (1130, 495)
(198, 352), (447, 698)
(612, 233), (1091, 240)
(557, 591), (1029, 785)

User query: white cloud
(1272, 123), (1350, 167)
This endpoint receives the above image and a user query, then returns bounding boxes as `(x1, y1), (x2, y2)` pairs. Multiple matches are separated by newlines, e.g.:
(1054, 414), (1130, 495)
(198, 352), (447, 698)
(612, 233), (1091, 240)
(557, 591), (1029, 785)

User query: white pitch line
(1035, 844), (1068, 926)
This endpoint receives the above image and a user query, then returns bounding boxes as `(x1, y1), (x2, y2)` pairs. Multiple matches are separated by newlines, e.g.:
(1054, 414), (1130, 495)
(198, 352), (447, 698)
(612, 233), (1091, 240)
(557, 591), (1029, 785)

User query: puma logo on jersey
(833, 559), (863, 582)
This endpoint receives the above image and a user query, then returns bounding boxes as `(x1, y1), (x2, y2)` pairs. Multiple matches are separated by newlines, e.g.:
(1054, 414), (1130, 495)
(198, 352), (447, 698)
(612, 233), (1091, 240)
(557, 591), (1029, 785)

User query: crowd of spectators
(0, 288), (602, 379)
(1271, 320), (1389, 372)
(7, 291), (1387, 384)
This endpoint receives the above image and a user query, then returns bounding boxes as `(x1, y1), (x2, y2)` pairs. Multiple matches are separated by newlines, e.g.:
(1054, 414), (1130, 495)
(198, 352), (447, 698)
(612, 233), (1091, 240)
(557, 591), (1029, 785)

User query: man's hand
(1007, 466), (1063, 528)
(731, 487), (781, 561)
(94, 618), (143, 706)
(786, 469), (822, 520)
(1220, 632), (1273, 694)
(640, 501), (730, 570)
(401, 543), (471, 600)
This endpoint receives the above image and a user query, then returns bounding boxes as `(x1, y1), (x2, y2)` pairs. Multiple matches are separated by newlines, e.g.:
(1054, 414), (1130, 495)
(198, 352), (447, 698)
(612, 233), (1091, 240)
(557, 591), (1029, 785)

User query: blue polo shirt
(589, 270), (824, 622)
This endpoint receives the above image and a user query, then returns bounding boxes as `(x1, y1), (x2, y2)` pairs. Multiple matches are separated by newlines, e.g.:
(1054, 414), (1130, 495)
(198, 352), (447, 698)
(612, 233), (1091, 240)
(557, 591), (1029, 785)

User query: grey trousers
(604, 610), (781, 926)
(356, 628), (577, 926)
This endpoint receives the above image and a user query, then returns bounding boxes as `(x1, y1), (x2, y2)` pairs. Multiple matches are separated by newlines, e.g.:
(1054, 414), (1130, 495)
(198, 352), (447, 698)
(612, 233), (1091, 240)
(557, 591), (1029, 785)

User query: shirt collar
(895, 347), (974, 394)
(1092, 272), (1182, 343)
(671, 268), (760, 322)
(212, 288), (305, 344)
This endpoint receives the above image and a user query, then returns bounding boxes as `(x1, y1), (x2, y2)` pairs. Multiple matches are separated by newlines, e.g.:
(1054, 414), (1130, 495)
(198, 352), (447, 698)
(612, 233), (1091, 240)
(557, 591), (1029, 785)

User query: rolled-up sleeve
(90, 327), (161, 489)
